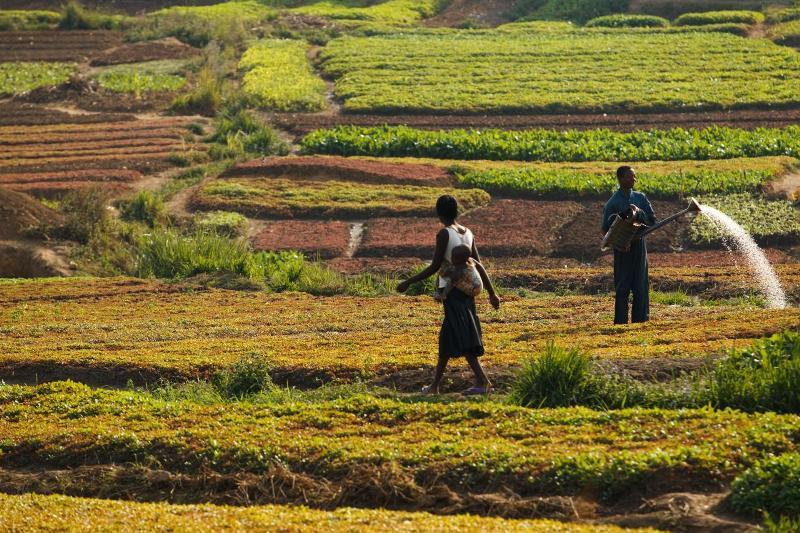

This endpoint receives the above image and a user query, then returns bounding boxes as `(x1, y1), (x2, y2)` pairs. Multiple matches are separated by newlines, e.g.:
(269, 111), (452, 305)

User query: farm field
(1, 277), (798, 386)
(320, 31), (800, 113)
(1, 1), (800, 530)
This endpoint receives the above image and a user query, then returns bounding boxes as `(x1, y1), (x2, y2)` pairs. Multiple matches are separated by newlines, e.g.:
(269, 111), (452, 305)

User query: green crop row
(192, 178), (490, 218)
(0, 493), (635, 532)
(769, 19), (800, 46)
(585, 14), (668, 27)
(319, 31), (800, 113)
(290, 0), (449, 24)
(1, 381), (799, 502)
(0, 9), (60, 30)
(674, 10), (765, 26)
(239, 39), (327, 112)
(0, 62), (75, 96)
(689, 194), (800, 246)
(457, 167), (781, 200)
(301, 125), (800, 162)
(96, 61), (187, 95)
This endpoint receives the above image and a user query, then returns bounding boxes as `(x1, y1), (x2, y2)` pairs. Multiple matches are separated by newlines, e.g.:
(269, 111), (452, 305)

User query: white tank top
(439, 226), (474, 288)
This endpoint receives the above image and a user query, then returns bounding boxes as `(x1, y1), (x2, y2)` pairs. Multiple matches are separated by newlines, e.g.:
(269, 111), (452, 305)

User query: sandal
(462, 386), (492, 396)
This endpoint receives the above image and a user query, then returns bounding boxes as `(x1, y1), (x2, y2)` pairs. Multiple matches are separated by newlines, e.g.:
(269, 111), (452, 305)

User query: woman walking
(397, 195), (500, 395)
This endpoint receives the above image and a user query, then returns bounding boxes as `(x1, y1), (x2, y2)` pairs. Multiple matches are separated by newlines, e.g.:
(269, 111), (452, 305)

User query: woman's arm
(471, 240), (482, 264)
(397, 229), (448, 293)
(474, 262), (500, 309)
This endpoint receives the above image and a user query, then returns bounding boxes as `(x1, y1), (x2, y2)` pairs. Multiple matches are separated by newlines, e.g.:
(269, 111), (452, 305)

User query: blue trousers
(614, 239), (649, 324)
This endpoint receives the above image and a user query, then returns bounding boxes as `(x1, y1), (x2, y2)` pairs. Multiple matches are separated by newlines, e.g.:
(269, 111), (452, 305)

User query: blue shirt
(601, 189), (656, 233)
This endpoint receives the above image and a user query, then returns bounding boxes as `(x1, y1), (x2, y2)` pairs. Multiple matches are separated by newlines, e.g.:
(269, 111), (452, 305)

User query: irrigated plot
(0, 278), (797, 384)
(321, 31), (800, 113)
(191, 178), (489, 219)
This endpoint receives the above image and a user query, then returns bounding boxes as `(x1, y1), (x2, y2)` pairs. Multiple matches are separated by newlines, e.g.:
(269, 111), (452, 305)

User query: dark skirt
(439, 287), (485, 359)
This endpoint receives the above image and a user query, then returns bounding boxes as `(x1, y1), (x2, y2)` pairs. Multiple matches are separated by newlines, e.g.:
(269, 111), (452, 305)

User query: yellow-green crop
(240, 39), (327, 112)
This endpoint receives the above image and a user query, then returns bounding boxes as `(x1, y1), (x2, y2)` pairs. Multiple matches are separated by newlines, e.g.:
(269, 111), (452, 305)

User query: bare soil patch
(223, 155), (453, 187)
(424, 0), (518, 27)
(0, 102), (135, 126)
(251, 220), (351, 259)
(90, 37), (200, 66)
(274, 108), (800, 135)
(0, 189), (63, 240)
(358, 200), (584, 258)
(0, 30), (123, 63)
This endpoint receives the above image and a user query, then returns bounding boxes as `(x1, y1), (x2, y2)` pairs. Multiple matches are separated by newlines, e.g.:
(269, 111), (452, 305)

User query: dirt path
(424, 0), (518, 27)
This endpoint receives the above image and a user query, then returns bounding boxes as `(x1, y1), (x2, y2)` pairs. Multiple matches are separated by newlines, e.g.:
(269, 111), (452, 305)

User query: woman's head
(436, 194), (458, 224)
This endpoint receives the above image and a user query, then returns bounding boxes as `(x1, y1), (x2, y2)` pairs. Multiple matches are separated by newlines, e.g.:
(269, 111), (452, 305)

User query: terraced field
(1, 3), (800, 530)
(0, 117), (208, 195)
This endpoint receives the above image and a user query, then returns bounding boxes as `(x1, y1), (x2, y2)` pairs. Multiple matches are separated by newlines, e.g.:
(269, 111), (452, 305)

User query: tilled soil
(0, 102), (135, 126)
(90, 37), (201, 66)
(223, 155), (454, 187)
(0, 30), (123, 63)
(251, 219), (352, 259)
(274, 108), (800, 135)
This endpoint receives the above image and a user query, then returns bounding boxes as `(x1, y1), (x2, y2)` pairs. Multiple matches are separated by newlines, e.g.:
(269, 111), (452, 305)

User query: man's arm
(601, 199), (615, 234)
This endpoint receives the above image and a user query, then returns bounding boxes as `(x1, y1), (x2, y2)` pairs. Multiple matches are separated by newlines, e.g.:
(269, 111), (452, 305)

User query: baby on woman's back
(435, 244), (483, 302)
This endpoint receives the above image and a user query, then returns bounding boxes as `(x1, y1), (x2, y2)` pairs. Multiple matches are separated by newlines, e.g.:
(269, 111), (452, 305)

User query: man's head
(451, 244), (471, 266)
(616, 165), (636, 191)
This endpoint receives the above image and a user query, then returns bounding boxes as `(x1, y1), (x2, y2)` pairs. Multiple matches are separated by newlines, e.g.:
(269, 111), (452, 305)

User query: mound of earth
(90, 38), (201, 66)
(0, 189), (64, 241)
(223, 156), (453, 187)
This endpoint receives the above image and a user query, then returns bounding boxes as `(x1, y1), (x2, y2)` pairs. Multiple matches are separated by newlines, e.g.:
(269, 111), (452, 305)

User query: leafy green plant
(457, 167), (776, 199)
(120, 191), (166, 227)
(193, 211), (249, 237)
(136, 228), (304, 282)
(302, 125), (800, 162)
(688, 194), (800, 246)
(0, 9), (60, 30)
(585, 14), (668, 27)
(96, 61), (187, 96)
(517, 0), (628, 24)
(509, 343), (595, 407)
(710, 330), (800, 413)
(0, 62), (74, 96)
(208, 110), (289, 159)
(134, 1), (275, 47)
(58, 187), (111, 244)
(730, 453), (800, 518)
(170, 66), (222, 116)
(674, 10), (765, 26)
(769, 19), (800, 46)
(59, 0), (129, 30)
(320, 30), (799, 113)
(290, 0), (449, 24)
(212, 352), (274, 398)
(239, 39), (327, 112)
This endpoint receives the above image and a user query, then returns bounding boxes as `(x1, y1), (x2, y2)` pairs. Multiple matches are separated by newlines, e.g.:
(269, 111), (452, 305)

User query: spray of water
(698, 205), (788, 309)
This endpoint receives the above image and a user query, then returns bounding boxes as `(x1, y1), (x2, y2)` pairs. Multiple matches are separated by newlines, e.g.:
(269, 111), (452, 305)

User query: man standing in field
(601, 166), (656, 324)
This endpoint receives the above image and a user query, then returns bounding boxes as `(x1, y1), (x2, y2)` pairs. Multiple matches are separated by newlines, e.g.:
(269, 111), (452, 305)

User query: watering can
(601, 198), (701, 252)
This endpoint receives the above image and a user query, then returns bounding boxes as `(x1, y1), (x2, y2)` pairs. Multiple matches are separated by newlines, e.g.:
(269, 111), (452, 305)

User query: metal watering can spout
(601, 198), (702, 252)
